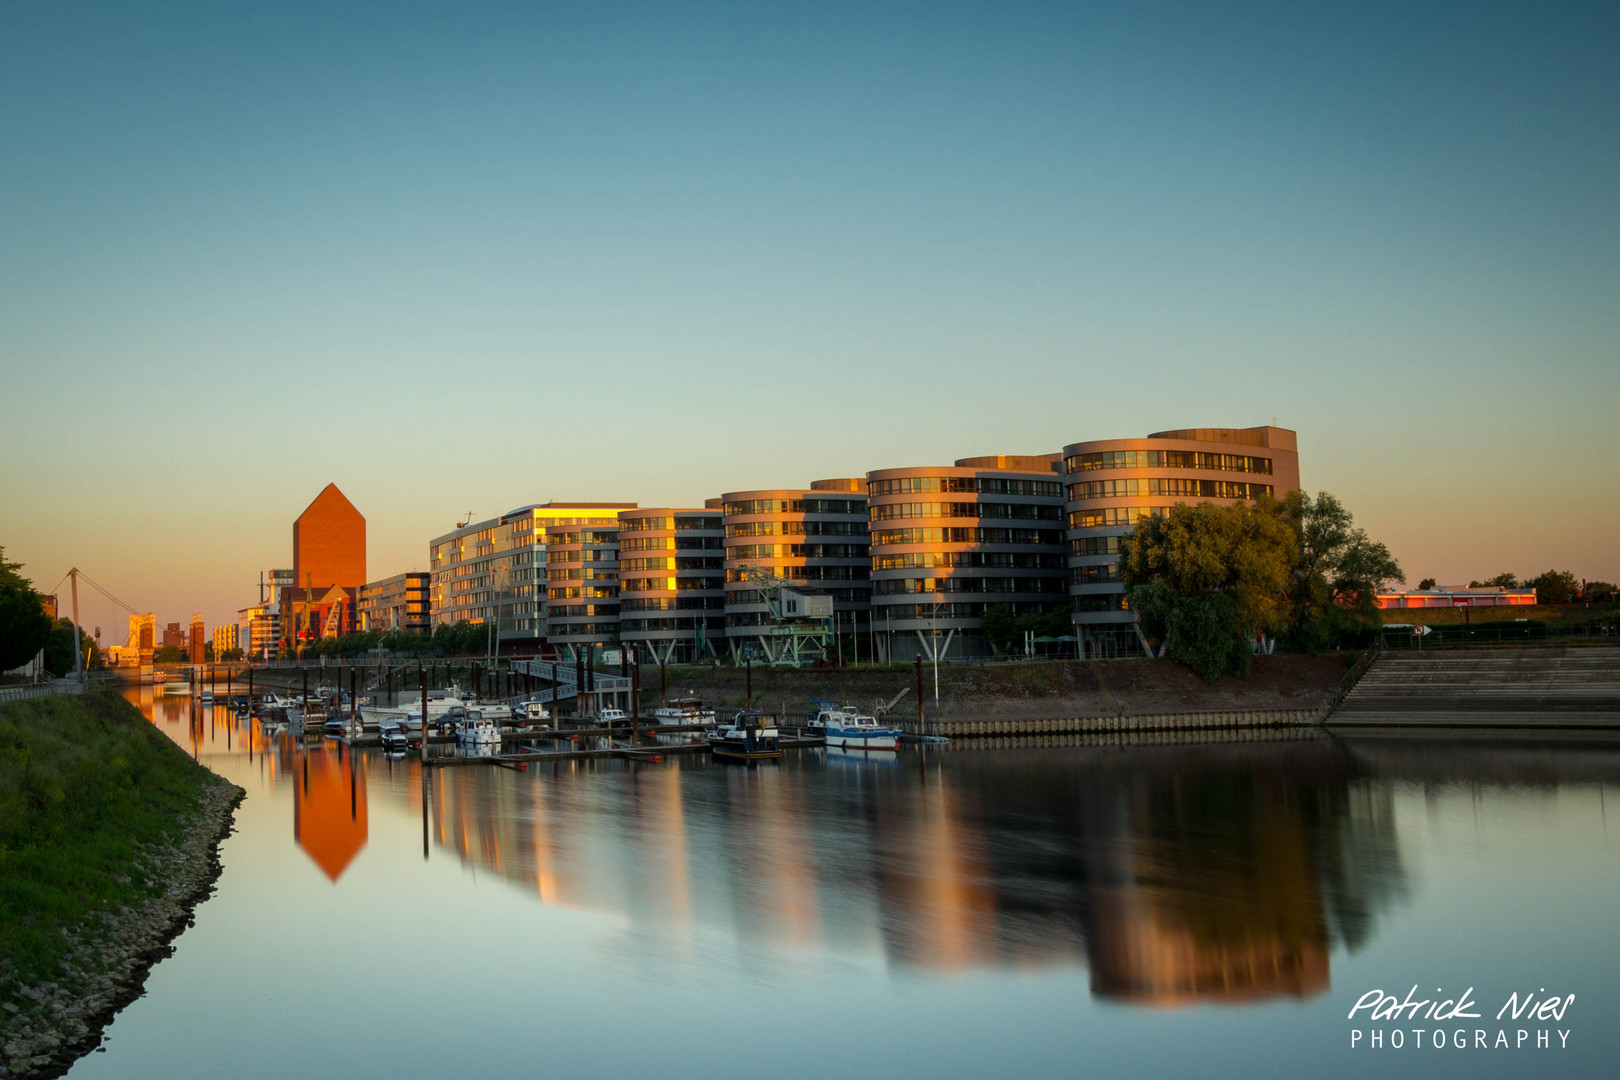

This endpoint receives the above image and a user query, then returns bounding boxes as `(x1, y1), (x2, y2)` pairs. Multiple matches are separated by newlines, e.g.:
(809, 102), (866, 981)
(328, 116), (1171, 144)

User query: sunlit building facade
(545, 522), (622, 660)
(1062, 426), (1302, 656)
(429, 502), (634, 651)
(617, 507), (727, 663)
(866, 455), (1068, 661)
(358, 572), (431, 633)
(721, 479), (871, 663)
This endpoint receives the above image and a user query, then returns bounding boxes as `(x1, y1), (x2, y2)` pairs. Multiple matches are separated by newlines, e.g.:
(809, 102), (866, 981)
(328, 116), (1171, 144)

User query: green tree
(1281, 491), (1403, 653)
(1584, 581), (1617, 604)
(153, 643), (186, 664)
(1469, 572), (1519, 588)
(0, 547), (53, 671)
(1417, 577), (1436, 590)
(980, 604), (1017, 654)
(42, 618), (98, 677)
(1118, 498), (1297, 679)
(1525, 569), (1578, 604)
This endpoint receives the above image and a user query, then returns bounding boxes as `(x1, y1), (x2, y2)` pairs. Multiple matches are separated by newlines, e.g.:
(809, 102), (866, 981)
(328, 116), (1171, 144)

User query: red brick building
(292, 483), (366, 593)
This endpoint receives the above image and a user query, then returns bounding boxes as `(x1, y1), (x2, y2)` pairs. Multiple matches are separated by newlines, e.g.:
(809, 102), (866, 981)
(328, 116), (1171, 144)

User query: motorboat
(708, 711), (783, 761)
(199, 690), (214, 706)
(457, 709), (502, 749)
(162, 680), (191, 696)
(361, 684), (472, 731)
(379, 722), (410, 753)
(822, 707), (901, 751)
(322, 715), (351, 736)
(596, 707), (629, 727)
(519, 699), (551, 727)
(652, 695), (715, 725)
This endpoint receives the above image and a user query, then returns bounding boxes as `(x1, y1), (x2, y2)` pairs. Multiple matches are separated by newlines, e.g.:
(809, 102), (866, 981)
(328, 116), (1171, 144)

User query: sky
(2, 1), (1617, 636)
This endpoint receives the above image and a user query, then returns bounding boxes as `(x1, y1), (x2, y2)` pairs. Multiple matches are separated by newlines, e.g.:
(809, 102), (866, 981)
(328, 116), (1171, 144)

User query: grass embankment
(0, 692), (208, 997)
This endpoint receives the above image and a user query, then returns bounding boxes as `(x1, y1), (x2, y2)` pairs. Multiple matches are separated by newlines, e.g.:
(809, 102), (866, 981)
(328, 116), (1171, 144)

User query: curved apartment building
(544, 522), (621, 661)
(1063, 426), (1301, 656)
(722, 479), (870, 663)
(617, 507), (727, 663)
(867, 455), (1068, 661)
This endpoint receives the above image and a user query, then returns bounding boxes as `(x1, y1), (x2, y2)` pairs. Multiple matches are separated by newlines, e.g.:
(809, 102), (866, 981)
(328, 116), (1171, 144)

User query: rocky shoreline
(0, 777), (244, 1079)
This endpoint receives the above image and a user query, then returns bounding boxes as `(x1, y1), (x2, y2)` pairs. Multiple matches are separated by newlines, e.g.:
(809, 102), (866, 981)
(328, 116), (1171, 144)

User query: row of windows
(546, 622), (619, 638)
(876, 601), (1059, 620)
(1075, 593), (1130, 612)
(547, 588), (618, 601)
(620, 576), (721, 593)
(620, 535), (724, 551)
(1064, 450), (1274, 475)
(621, 597), (727, 612)
(1069, 535), (1123, 556)
(873, 551), (1066, 571)
(621, 616), (726, 632)
(867, 477), (1063, 497)
(1071, 565), (1119, 585)
(725, 586), (868, 606)
(1068, 507), (1171, 530)
(722, 499), (865, 516)
(1067, 478), (1275, 501)
(873, 577), (1067, 596)
(869, 502), (1063, 522)
(545, 549), (617, 564)
(869, 526), (1063, 547)
(545, 568), (618, 582)
(726, 544), (869, 561)
(619, 556), (727, 571)
(545, 530), (619, 546)
(725, 520), (867, 538)
(619, 516), (722, 532)
(725, 565), (870, 583)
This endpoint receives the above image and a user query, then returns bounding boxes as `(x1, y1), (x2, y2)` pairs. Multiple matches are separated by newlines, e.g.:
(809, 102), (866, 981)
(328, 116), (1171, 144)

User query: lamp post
(929, 592), (944, 714)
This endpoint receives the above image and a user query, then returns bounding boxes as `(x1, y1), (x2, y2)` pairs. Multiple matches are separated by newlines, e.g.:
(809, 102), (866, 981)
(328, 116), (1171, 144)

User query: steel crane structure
(731, 563), (833, 666)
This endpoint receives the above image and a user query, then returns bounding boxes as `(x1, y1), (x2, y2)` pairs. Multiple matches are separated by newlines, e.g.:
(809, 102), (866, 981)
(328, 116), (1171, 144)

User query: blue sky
(2, 1), (1616, 631)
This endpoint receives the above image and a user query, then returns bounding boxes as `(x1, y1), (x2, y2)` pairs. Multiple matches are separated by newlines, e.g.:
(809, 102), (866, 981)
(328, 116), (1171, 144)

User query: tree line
(1432, 571), (1616, 605)
(1117, 492), (1402, 680)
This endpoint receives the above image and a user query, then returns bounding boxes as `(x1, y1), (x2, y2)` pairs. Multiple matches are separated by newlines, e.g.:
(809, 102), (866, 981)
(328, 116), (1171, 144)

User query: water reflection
(418, 738), (1407, 1003)
(135, 692), (1430, 1006)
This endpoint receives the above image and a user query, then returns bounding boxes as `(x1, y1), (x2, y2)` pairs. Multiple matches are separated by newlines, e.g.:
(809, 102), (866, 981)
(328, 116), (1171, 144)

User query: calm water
(67, 690), (1620, 1079)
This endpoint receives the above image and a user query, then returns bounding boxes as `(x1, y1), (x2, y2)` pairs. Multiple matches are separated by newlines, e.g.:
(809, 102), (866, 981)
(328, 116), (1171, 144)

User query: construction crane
(732, 564), (833, 666)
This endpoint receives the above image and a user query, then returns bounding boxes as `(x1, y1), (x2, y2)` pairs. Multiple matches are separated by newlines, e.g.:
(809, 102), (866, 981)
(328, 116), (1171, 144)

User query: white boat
(822, 707), (901, 751)
(199, 690), (214, 705)
(596, 707), (629, 727)
(519, 699), (551, 725)
(457, 709), (502, 749)
(162, 680), (192, 696)
(361, 685), (472, 731)
(379, 721), (410, 753)
(708, 712), (783, 761)
(652, 695), (714, 725)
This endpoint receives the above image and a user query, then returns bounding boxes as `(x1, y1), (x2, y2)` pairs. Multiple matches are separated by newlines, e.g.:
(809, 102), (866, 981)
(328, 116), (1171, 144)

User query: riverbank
(0, 693), (243, 1079)
(650, 653), (1353, 723)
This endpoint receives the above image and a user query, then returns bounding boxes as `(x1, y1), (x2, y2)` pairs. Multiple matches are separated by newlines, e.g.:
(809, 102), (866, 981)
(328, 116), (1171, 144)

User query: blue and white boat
(821, 707), (901, 751)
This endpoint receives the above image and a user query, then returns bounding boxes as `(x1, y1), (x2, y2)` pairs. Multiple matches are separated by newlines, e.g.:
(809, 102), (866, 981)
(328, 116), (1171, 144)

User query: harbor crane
(731, 564), (834, 666)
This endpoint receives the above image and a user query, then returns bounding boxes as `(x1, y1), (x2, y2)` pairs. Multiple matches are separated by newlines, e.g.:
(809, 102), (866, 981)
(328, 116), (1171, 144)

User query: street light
(929, 591), (944, 714)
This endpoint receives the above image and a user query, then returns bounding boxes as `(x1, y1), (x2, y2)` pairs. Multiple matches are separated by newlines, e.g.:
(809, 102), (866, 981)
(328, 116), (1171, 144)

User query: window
(1064, 450), (1273, 475)
(1066, 478), (1274, 501)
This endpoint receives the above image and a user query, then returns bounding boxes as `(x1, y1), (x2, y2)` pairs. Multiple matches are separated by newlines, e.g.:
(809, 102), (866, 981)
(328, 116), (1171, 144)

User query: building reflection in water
(420, 736), (1405, 1006)
(290, 738), (368, 882)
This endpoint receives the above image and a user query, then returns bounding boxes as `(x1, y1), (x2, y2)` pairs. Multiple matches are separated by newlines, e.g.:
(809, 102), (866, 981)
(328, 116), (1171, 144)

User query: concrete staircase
(1328, 646), (1620, 727)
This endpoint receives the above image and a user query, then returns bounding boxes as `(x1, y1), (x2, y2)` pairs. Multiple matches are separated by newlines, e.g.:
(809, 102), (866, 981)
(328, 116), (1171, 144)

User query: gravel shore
(0, 777), (244, 1079)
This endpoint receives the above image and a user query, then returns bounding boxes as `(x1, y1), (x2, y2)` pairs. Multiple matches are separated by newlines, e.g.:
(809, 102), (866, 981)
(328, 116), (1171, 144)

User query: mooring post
(746, 655), (752, 710)
(420, 666), (428, 746)
(915, 657), (924, 737)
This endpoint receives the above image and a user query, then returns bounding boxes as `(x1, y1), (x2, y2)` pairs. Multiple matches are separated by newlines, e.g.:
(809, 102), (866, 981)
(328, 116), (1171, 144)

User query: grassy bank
(0, 692), (209, 996)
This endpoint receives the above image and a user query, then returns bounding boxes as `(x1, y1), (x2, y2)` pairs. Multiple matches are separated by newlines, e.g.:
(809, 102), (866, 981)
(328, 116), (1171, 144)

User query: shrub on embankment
(0, 692), (207, 995)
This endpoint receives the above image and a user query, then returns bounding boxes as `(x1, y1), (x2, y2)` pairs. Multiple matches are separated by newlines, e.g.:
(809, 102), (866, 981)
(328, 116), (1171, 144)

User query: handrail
(1319, 636), (1384, 721)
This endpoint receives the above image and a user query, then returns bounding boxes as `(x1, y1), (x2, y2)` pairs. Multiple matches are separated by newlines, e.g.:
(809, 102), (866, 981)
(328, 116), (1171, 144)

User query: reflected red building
(293, 742), (368, 882)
